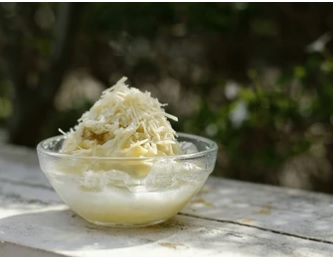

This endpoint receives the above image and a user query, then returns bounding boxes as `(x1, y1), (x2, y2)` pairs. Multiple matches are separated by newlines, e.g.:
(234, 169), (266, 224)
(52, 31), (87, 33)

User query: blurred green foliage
(2, 3), (333, 192)
(186, 51), (333, 185)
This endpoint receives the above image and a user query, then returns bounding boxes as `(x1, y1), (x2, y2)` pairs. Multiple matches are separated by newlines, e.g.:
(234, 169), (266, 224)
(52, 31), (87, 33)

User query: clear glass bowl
(37, 133), (217, 227)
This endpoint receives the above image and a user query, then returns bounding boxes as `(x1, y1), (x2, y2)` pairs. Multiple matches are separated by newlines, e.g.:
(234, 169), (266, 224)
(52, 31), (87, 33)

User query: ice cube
(144, 160), (180, 191)
(80, 170), (108, 190)
(180, 141), (198, 154)
(80, 169), (131, 191)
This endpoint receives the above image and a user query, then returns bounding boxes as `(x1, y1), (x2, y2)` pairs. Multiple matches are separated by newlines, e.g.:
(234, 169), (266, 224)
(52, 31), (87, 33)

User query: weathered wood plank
(2, 144), (333, 242)
(2, 144), (333, 256)
(183, 177), (333, 242)
(1, 187), (333, 257)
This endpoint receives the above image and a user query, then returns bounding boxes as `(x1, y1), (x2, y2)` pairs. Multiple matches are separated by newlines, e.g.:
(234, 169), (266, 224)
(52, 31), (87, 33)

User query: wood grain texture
(1, 144), (333, 256)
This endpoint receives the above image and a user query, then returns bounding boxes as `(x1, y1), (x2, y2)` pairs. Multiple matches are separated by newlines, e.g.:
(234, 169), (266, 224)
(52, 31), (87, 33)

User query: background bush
(1, 3), (333, 193)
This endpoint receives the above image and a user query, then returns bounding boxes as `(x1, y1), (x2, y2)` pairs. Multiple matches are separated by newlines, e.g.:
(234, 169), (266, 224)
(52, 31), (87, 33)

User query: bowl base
(86, 218), (169, 228)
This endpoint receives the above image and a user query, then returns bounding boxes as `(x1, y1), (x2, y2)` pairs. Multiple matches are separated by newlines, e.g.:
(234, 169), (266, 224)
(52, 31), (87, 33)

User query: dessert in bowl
(37, 77), (217, 227)
(37, 133), (217, 227)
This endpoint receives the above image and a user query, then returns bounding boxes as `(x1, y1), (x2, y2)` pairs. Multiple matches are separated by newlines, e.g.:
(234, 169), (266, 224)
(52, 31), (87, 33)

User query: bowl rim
(36, 132), (218, 161)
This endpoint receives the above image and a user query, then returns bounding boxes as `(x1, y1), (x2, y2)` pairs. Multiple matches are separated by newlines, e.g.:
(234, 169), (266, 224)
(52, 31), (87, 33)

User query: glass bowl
(37, 133), (217, 227)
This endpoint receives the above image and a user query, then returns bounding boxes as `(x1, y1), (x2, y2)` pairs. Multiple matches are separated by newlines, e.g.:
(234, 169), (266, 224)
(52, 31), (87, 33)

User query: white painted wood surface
(1, 144), (333, 256)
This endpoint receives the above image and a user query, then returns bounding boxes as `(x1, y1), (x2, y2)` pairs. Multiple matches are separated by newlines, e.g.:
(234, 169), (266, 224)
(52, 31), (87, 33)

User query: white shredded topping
(60, 77), (182, 157)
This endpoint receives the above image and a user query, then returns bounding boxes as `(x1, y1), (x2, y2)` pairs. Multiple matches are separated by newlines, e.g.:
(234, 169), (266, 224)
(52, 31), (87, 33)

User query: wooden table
(1, 144), (333, 256)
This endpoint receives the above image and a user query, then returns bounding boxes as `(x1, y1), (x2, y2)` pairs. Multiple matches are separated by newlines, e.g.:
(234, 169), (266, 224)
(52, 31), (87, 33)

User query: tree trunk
(8, 89), (51, 146)
(5, 3), (84, 147)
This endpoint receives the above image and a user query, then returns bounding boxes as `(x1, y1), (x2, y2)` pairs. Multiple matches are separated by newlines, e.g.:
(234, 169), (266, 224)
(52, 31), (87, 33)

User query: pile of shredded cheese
(60, 77), (182, 158)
